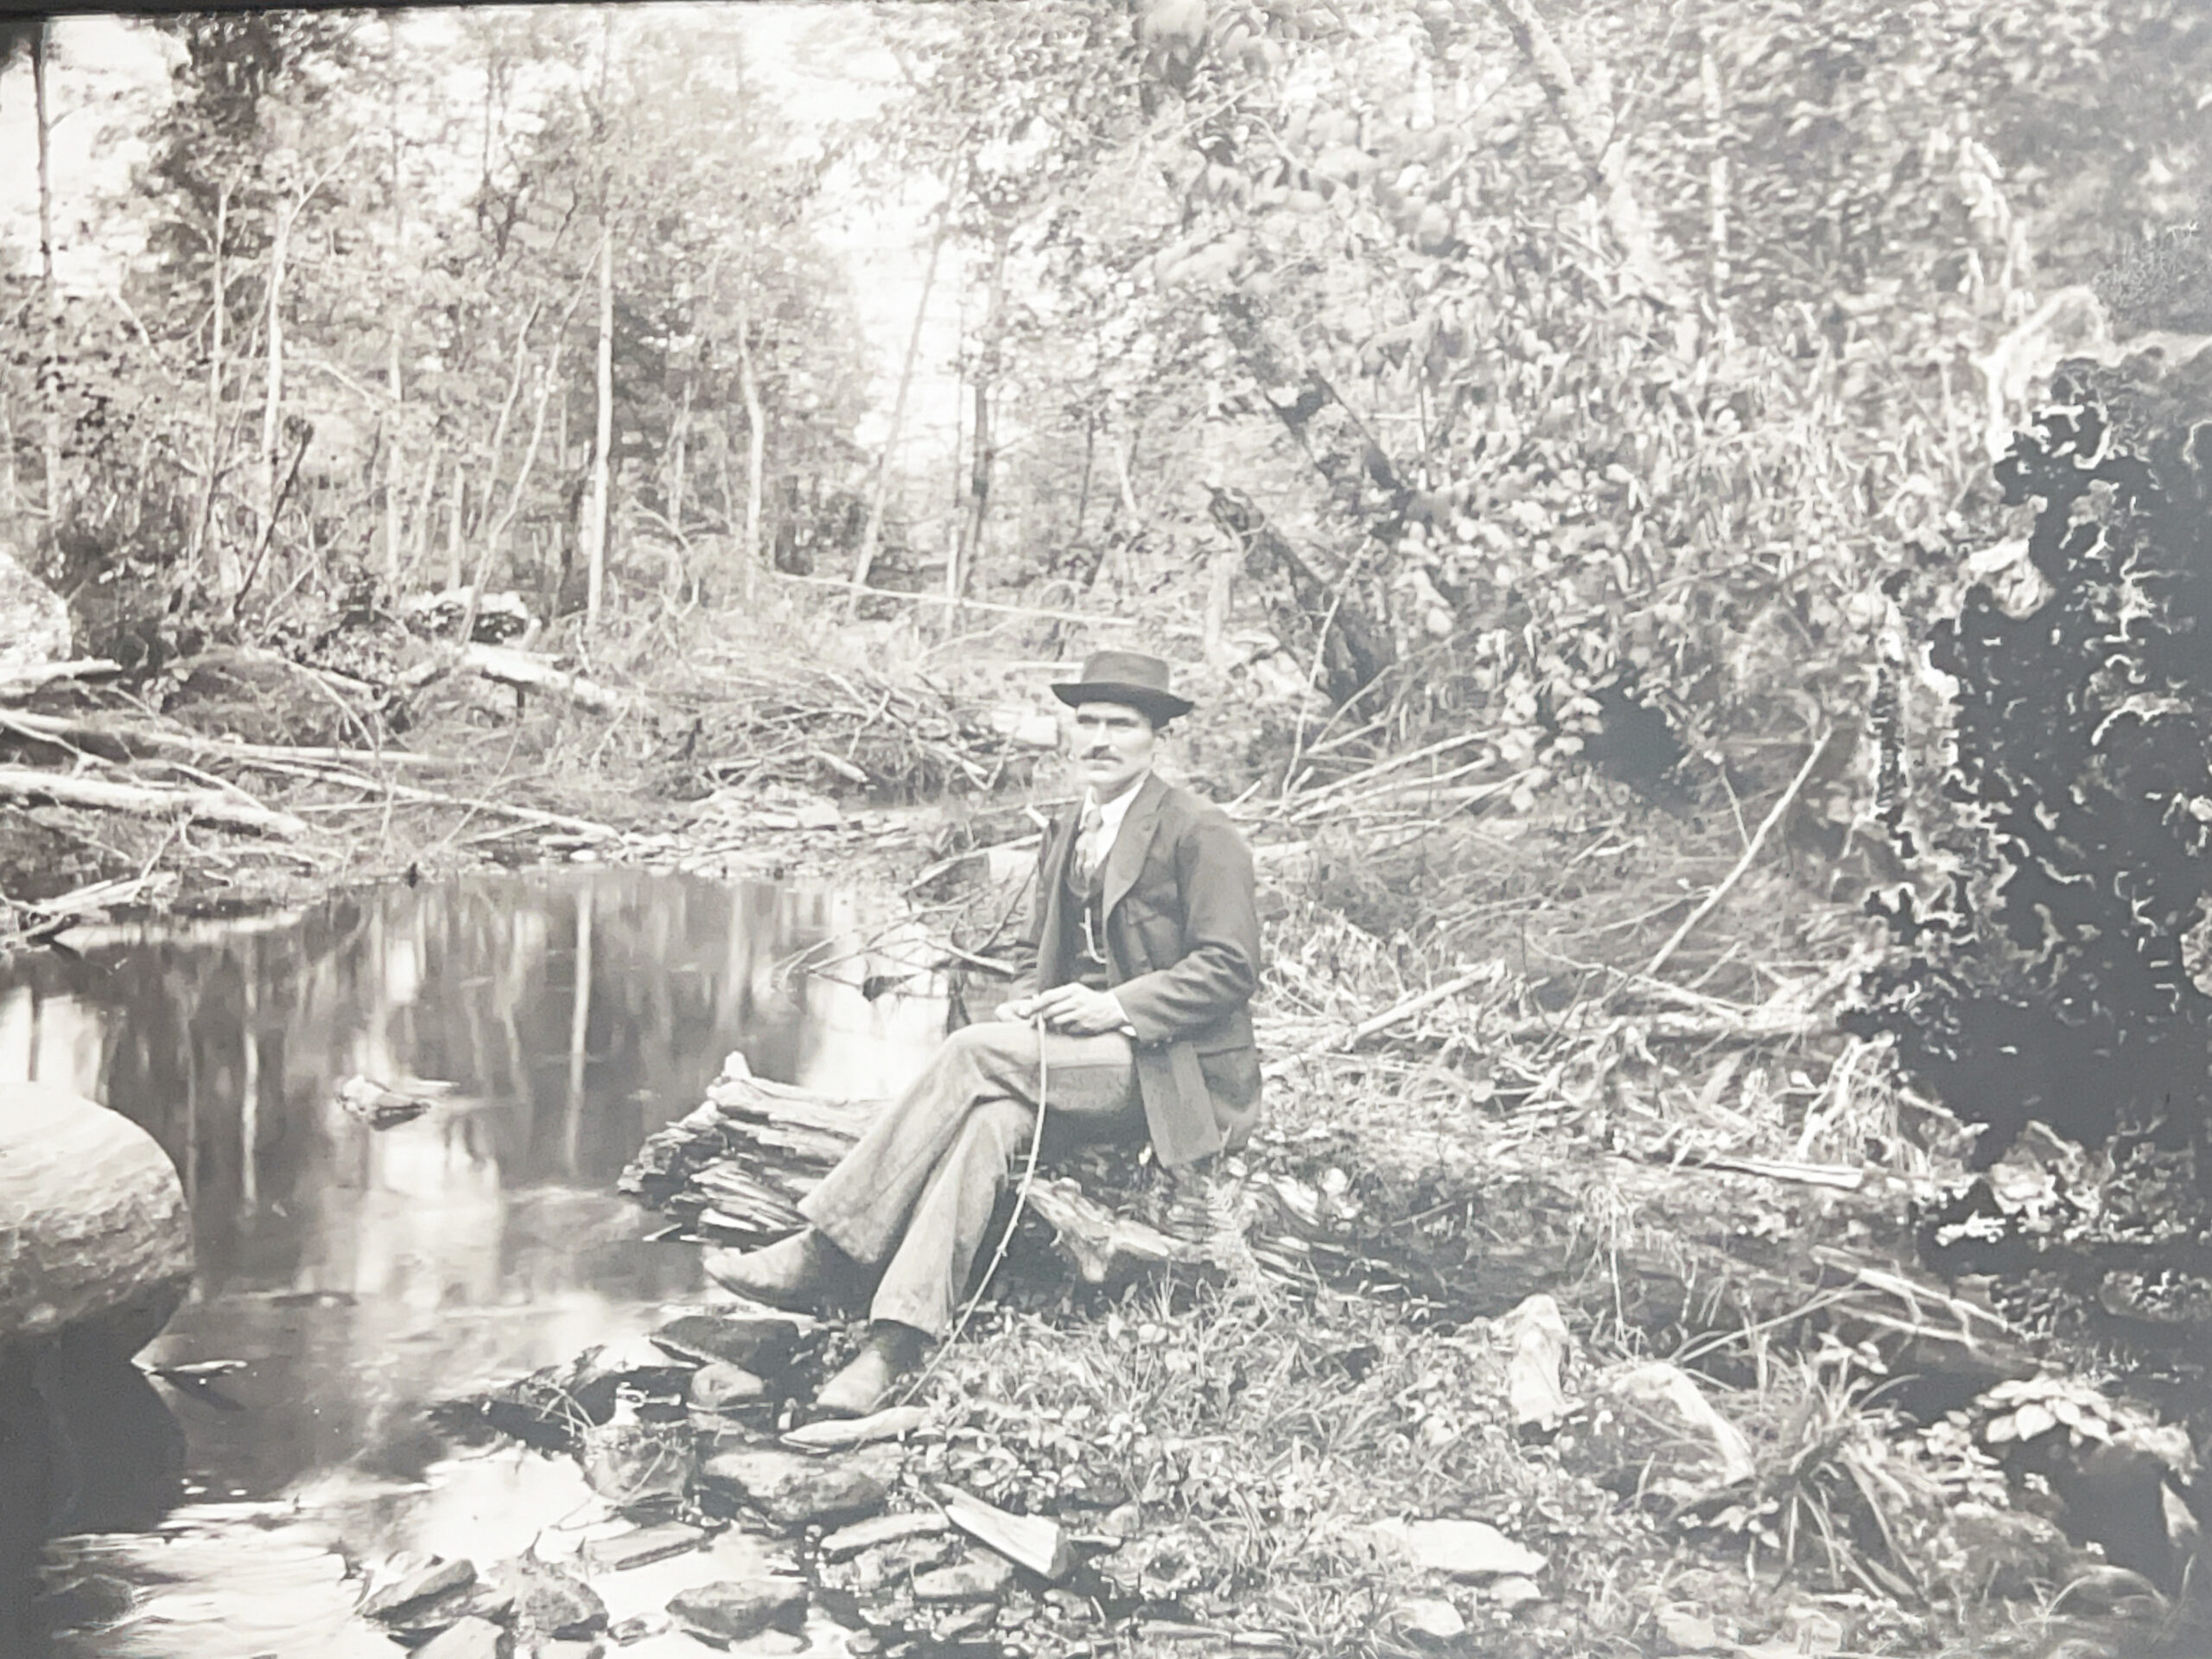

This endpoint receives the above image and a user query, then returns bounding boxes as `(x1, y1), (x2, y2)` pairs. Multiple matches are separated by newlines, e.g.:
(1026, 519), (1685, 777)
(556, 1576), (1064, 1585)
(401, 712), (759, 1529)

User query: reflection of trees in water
(0, 872), (961, 1608)
(20, 872), (840, 1248)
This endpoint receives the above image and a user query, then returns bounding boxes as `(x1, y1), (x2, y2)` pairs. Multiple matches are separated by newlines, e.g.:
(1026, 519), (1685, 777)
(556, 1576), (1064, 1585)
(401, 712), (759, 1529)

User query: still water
(0, 869), (948, 1658)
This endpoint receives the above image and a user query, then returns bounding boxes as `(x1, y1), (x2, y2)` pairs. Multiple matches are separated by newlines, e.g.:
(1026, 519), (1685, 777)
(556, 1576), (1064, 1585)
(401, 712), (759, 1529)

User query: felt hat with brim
(1051, 649), (1195, 724)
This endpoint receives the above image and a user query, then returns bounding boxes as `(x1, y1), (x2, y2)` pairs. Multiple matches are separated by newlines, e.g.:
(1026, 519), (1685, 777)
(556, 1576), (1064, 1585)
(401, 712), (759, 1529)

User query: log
(0, 658), (121, 699)
(0, 708), (451, 772)
(0, 1084), (194, 1357)
(402, 643), (635, 715)
(622, 1052), (2038, 1393)
(0, 765), (309, 837)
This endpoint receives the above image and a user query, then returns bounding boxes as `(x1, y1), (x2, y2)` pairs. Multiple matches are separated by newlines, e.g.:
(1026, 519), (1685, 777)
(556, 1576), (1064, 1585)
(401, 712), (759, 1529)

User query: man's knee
(962, 1096), (1037, 1164)
(938, 1020), (1037, 1083)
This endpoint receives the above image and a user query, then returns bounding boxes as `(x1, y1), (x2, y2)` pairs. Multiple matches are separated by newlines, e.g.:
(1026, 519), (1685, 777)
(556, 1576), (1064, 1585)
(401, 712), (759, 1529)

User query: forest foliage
(10, 2), (2212, 1153)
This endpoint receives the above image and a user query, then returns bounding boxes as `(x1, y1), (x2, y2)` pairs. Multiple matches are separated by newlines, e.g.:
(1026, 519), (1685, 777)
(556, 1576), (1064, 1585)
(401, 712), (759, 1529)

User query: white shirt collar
(1082, 772), (1148, 866)
(1086, 774), (1146, 835)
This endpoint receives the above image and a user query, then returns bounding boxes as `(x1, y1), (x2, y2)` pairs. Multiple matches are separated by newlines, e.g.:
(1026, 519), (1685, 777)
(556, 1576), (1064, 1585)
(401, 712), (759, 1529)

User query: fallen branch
(769, 569), (1203, 638)
(0, 765), (308, 837)
(238, 754), (620, 840)
(1263, 962), (1503, 1078)
(1644, 728), (1832, 980)
(0, 709), (449, 772)
(0, 658), (122, 699)
(402, 643), (636, 715)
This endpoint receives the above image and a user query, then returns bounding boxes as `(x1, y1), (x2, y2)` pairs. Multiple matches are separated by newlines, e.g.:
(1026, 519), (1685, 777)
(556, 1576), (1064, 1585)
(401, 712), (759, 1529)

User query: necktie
(1075, 797), (1105, 885)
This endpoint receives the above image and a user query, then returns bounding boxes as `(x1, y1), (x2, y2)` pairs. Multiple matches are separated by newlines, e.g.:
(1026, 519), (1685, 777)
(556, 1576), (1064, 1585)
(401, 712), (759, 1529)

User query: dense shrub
(1853, 347), (2212, 1157)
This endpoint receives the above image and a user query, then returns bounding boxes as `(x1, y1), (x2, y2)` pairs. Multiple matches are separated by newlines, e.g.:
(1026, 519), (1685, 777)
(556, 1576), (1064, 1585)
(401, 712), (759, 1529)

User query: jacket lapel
(1036, 798), (1082, 986)
(1099, 771), (1166, 923)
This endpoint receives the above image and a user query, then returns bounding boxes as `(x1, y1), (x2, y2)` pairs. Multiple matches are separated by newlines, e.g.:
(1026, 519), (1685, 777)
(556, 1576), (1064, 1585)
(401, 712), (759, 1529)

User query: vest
(1062, 848), (1114, 991)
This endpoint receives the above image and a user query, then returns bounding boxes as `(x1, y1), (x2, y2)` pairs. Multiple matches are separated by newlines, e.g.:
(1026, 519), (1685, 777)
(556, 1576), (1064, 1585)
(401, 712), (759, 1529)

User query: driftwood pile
(0, 645), (641, 948)
(656, 647), (1027, 802)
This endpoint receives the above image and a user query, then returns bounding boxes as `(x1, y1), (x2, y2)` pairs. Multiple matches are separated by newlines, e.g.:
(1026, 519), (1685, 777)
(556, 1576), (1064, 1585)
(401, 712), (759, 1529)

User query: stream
(0, 869), (948, 1658)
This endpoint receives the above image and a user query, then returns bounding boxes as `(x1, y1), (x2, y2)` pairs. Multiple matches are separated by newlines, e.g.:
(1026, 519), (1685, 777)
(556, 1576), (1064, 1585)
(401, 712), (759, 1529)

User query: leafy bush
(1853, 346), (2212, 1157)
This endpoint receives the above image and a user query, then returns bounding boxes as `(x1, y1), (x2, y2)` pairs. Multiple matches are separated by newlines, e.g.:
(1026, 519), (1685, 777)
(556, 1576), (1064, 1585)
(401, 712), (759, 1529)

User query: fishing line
(893, 1011), (1052, 1405)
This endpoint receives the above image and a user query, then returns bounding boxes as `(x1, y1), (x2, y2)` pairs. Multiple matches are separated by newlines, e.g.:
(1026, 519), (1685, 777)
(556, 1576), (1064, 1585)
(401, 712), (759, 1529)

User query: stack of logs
(621, 1051), (2039, 1402)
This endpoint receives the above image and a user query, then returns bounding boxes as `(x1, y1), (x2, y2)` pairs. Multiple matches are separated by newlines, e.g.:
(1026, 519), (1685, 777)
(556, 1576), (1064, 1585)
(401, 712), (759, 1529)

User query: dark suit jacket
(1015, 771), (1263, 1167)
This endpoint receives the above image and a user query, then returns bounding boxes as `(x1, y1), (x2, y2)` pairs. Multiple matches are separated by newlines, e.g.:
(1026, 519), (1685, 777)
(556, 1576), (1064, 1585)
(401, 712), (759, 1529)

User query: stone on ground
(1377, 1518), (1548, 1580)
(820, 1510), (950, 1561)
(1397, 1597), (1466, 1643)
(913, 1554), (1019, 1603)
(667, 1579), (808, 1643)
(698, 1447), (887, 1529)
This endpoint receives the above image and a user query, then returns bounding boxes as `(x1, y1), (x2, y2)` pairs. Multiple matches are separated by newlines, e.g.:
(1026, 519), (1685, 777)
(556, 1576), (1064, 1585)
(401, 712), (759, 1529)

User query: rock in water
(652, 1313), (802, 1376)
(506, 1560), (606, 1642)
(697, 1448), (887, 1529)
(580, 1522), (708, 1573)
(363, 1558), (476, 1622)
(0, 1085), (193, 1357)
(667, 1580), (808, 1643)
(0, 544), (69, 675)
(688, 1361), (769, 1413)
(413, 1617), (509, 1659)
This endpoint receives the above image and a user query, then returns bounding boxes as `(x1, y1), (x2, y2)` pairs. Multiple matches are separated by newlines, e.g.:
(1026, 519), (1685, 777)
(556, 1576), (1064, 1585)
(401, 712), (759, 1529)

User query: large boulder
(0, 1085), (193, 1357)
(0, 544), (70, 675)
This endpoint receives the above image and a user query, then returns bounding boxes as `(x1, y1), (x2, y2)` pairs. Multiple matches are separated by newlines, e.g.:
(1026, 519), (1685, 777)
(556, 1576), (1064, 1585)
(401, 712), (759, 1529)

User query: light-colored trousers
(798, 1021), (1142, 1336)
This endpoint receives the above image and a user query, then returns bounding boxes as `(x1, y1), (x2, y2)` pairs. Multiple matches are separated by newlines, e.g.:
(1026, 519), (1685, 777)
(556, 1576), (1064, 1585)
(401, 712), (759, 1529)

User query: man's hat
(1052, 649), (1195, 725)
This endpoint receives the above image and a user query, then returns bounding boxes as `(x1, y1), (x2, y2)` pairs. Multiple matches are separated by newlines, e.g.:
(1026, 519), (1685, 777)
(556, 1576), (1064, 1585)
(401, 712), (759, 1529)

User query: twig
(0, 765), (308, 837)
(1262, 962), (1500, 1077)
(232, 417), (315, 620)
(235, 754), (620, 839)
(1644, 728), (1832, 981)
(769, 569), (1203, 636)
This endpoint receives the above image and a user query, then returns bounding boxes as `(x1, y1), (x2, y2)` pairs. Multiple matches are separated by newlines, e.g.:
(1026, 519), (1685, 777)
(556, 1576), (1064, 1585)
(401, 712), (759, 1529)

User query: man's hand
(1027, 983), (1131, 1036)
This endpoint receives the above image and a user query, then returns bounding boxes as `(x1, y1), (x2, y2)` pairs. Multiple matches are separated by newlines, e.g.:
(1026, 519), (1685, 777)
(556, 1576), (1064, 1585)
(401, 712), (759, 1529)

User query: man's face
(1070, 701), (1156, 801)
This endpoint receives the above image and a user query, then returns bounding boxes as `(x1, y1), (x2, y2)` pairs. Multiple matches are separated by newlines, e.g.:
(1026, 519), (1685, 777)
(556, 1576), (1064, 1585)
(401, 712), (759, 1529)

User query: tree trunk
(193, 181), (232, 586)
(259, 201), (292, 555)
(1482, 0), (1691, 318)
(447, 464), (467, 588)
(0, 1084), (193, 1358)
(667, 373), (692, 537)
(383, 374), (404, 587)
(31, 25), (64, 538)
(850, 204), (949, 603)
(951, 219), (1012, 605)
(384, 14), (408, 588)
(734, 299), (765, 608)
(0, 375), (17, 519)
(584, 226), (613, 624)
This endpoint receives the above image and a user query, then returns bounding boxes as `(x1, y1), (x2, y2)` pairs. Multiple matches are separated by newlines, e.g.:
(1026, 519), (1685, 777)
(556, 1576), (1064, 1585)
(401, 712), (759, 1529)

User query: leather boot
(812, 1321), (930, 1419)
(702, 1228), (854, 1313)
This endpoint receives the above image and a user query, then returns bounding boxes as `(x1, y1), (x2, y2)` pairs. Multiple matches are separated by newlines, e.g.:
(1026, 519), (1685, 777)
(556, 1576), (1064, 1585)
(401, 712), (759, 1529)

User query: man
(704, 649), (1263, 1415)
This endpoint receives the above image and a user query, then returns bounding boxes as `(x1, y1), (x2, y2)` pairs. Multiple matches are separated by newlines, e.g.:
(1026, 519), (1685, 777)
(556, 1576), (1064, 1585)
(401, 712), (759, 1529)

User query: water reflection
(0, 869), (946, 1656)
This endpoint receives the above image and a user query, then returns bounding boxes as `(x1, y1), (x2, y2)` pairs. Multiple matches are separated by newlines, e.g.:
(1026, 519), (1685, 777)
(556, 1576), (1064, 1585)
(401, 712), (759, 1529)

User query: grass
(906, 1270), (1667, 1657)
